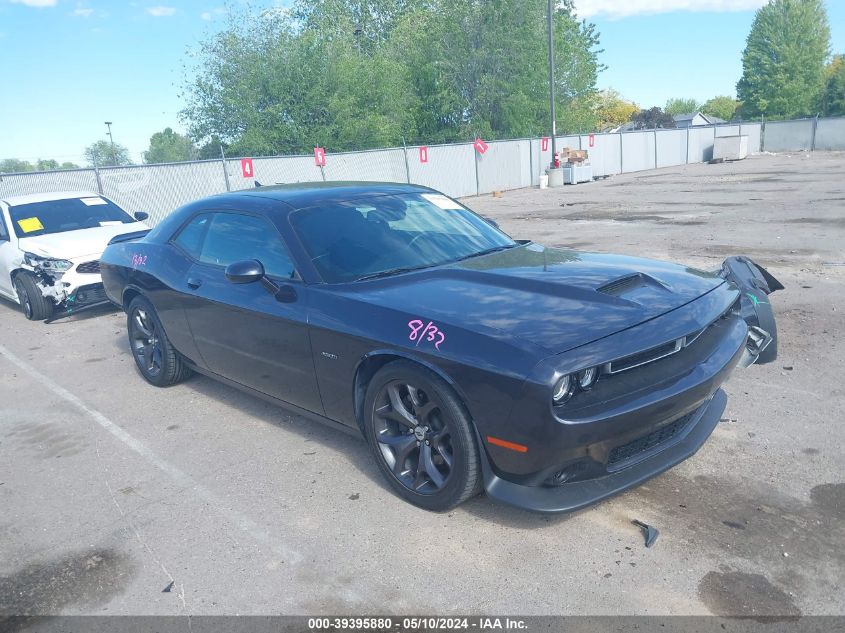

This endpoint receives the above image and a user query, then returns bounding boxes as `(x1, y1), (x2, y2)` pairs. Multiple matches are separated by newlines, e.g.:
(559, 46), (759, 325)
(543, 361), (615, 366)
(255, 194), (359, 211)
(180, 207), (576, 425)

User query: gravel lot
(1, 153), (843, 618)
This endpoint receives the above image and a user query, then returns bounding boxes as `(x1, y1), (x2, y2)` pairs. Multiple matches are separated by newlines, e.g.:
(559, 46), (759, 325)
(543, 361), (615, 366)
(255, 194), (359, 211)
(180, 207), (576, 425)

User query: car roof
(2, 190), (102, 207)
(226, 181), (435, 210)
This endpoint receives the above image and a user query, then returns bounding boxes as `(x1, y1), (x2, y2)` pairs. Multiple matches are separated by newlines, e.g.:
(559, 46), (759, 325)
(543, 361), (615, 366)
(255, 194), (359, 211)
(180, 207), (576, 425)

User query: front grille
(76, 260), (100, 274)
(607, 338), (683, 374)
(607, 410), (696, 468)
(604, 300), (738, 375)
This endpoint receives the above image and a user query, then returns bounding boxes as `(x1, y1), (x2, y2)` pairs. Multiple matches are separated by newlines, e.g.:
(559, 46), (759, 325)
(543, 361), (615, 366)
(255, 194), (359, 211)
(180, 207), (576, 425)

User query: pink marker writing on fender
(408, 319), (446, 350)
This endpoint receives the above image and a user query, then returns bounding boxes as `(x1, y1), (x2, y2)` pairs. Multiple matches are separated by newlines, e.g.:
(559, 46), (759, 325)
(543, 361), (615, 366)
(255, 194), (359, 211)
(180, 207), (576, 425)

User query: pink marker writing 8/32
(408, 319), (446, 350)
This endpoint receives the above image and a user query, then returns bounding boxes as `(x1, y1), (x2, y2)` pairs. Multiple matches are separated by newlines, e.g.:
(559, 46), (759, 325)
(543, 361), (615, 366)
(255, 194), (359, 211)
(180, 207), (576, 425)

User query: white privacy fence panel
(580, 134), (622, 177)
(742, 123), (762, 153)
(99, 161), (228, 226)
(621, 131), (656, 173)
(687, 126), (716, 163)
(477, 140), (531, 194)
(323, 148), (407, 183)
(655, 129), (687, 168)
(228, 155), (323, 190)
(813, 117), (845, 151)
(764, 119), (814, 152)
(407, 143), (477, 199)
(715, 125), (741, 137)
(0, 169), (100, 199)
(3, 117), (844, 224)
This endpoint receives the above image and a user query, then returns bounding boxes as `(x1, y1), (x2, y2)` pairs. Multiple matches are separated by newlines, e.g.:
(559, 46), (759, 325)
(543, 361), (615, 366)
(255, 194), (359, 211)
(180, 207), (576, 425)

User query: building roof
(672, 111), (726, 125)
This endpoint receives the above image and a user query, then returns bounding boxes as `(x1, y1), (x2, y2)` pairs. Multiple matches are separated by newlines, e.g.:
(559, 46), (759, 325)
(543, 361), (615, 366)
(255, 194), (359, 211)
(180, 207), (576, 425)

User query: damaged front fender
(720, 256), (784, 367)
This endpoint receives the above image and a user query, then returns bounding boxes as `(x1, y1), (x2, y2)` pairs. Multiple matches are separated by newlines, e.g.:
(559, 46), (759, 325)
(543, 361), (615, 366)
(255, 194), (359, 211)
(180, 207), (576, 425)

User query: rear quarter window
(172, 213), (212, 259)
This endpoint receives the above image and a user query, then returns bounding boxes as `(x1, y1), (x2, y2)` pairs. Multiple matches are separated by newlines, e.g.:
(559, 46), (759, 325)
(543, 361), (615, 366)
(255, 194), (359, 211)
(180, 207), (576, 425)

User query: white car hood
(17, 222), (148, 261)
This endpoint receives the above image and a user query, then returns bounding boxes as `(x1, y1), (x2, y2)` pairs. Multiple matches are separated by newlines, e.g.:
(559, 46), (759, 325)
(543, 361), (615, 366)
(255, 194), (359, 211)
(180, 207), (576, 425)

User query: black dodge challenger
(100, 183), (782, 513)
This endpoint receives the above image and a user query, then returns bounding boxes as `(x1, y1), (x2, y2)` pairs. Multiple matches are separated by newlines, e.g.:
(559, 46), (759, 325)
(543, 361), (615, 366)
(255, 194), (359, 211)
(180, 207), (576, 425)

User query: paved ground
(1, 153), (843, 618)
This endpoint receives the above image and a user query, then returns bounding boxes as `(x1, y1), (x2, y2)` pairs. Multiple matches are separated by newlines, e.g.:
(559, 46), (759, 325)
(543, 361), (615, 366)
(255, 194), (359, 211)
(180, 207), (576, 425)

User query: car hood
(352, 243), (726, 355)
(17, 222), (149, 261)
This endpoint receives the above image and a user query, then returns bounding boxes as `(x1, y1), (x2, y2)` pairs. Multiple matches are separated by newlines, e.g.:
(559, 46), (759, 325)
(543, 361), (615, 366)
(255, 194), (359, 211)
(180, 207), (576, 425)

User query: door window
(172, 213), (211, 259)
(178, 212), (295, 279)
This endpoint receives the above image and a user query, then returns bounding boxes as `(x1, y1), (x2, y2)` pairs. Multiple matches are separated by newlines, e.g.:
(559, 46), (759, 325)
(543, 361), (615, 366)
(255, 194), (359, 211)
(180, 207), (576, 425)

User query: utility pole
(547, 0), (557, 168)
(104, 121), (116, 166)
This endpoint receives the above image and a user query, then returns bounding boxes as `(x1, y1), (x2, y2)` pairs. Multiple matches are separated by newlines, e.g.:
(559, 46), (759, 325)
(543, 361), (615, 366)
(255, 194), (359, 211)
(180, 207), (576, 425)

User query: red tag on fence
(419, 146), (429, 163)
(473, 137), (489, 154)
(541, 137), (549, 152)
(314, 147), (326, 166)
(240, 158), (254, 178)
(588, 134), (595, 148)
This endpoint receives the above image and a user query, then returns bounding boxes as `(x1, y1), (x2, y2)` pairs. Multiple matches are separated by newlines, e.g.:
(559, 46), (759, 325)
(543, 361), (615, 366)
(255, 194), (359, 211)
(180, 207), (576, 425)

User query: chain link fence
(2, 116), (844, 227)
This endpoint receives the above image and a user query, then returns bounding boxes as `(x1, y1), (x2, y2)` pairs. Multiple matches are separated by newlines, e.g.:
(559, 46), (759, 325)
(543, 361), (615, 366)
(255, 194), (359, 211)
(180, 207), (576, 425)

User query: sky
(0, 0), (843, 166)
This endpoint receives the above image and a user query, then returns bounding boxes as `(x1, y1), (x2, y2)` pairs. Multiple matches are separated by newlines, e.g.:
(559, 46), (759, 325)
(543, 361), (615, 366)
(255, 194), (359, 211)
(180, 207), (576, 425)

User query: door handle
(187, 278), (202, 290)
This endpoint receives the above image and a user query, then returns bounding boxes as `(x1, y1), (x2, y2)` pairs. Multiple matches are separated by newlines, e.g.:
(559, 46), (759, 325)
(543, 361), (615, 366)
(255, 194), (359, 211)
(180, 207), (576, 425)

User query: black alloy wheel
(126, 296), (192, 387)
(364, 361), (482, 511)
(129, 305), (163, 378)
(373, 379), (454, 494)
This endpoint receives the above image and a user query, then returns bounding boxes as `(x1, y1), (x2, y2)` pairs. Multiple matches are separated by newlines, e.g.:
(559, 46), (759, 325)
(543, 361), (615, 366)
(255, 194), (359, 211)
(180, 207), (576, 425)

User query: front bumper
(474, 284), (750, 513)
(480, 389), (726, 513)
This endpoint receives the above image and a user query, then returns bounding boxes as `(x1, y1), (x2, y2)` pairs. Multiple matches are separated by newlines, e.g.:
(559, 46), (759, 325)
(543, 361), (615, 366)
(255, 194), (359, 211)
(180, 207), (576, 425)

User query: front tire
(363, 361), (482, 511)
(127, 296), (192, 387)
(14, 272), (54, 321)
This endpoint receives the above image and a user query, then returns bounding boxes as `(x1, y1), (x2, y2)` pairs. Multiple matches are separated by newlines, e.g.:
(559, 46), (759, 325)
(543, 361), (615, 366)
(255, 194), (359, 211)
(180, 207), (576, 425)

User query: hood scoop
(597, 273), (669, 297)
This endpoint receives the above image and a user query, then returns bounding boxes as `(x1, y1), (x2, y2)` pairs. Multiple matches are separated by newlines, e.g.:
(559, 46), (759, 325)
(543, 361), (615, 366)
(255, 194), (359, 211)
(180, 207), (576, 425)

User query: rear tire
(127, 295), (192, 387)
(363, 360), (482, 511)
(14, 272), (54, 321)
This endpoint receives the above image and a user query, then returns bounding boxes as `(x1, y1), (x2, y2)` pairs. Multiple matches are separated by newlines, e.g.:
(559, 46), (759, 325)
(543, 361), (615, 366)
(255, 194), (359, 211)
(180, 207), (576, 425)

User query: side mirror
(225, 259), (265, 284)
(134, 211), (149, 221)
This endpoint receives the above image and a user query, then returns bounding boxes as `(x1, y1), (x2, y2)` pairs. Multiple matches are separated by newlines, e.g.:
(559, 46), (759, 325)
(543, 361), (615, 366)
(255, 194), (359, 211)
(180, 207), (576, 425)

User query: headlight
(578, 367), (598, 390)
(552, 375), (574, 404)
(553, 366), (601, 405)
(24, 252), (73, 273)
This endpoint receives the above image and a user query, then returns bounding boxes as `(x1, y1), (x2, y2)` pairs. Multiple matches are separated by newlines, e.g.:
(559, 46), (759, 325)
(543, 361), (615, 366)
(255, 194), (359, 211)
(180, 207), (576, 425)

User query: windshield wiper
(355, 264), (434, 282)
(449, 243), (519, 264)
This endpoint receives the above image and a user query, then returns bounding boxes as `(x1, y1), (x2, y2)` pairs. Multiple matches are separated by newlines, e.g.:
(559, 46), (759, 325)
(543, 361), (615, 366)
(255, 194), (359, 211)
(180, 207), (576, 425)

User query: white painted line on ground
(0, 342), (302, 566)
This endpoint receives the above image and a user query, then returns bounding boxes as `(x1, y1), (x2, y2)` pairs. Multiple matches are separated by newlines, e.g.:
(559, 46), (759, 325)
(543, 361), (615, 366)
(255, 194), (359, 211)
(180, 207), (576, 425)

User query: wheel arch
(8, 267), (26, 301)
(352, 349), (475, 434)
(121, 285), (143, 312)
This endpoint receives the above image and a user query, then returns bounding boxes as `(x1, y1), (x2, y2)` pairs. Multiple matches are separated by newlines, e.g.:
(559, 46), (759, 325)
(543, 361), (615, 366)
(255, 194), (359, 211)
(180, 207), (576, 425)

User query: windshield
(9, 196), (136, 238)
(290, 193), (516, 283)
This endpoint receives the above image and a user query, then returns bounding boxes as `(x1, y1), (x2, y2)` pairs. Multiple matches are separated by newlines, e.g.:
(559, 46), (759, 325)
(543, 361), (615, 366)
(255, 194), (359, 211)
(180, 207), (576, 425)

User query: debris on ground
(162, 581), (174, 593)
(632, 519), (659, 548)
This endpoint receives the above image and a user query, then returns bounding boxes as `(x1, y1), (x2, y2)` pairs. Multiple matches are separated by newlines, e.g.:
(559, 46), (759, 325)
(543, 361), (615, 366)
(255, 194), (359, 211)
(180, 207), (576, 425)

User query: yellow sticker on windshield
(17, 217), (44, 233)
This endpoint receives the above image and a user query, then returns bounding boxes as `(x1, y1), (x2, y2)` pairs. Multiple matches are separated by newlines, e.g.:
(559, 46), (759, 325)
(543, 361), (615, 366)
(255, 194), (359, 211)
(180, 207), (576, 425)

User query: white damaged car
(0, 191), (149, 321)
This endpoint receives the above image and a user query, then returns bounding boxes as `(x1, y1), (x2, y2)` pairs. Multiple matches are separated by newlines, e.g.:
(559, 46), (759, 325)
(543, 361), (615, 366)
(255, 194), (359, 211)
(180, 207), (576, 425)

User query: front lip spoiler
(479, 389), (726, 514)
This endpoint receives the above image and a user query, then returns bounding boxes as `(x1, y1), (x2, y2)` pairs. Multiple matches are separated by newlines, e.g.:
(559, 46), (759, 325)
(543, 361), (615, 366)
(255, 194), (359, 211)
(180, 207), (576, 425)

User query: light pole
(547, 0), (557, 169)
(104, 121), (116, 166)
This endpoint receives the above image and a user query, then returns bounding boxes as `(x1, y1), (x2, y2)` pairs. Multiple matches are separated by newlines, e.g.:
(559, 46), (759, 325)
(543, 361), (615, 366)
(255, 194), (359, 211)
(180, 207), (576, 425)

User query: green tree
(181, 0), (604, 152)
(820, 54), (845, 116)
(144, 127), (196, 163)
(629, 107), (675, 130)
(0, 158), (35, 173)
(60, 161), (81, 170)
(737, 0), (830, 118)
(665, 98), (700, 116)
(701, 96), (740, 121)
(84, 140), (132, 167)
(594, 89), (638, 130)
